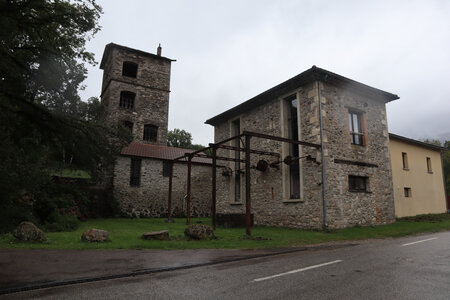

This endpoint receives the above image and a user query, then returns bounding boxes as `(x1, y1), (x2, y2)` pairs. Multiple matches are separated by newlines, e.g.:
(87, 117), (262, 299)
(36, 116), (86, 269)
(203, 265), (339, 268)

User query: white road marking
(252, 260), (343, 282)
(401, 237), (438, 246)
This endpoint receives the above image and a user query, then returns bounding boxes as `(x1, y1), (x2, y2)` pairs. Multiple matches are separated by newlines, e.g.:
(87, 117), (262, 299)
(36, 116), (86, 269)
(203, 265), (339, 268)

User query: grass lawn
(1, 214), (450, 250)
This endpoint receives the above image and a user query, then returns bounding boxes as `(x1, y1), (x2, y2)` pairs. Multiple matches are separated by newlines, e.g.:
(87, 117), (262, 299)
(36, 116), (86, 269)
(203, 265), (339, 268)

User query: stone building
(100, 43), (212, 217)
(206, 66), (398, 229)
(389, 133), (447, 217)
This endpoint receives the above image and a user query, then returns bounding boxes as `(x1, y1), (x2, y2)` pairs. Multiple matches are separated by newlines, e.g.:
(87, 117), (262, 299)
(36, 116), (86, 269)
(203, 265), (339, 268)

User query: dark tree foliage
(0, 0), (128, 231)
(167, 128), (193, 148)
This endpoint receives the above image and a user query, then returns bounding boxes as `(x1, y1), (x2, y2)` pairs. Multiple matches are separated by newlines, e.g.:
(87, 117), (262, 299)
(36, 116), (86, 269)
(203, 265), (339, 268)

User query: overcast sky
(79, 0), (450, 145)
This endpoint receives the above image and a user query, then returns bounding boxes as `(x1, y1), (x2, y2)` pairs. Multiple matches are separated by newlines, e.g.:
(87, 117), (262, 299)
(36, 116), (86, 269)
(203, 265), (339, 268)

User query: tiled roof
(121, 143), (212, 164)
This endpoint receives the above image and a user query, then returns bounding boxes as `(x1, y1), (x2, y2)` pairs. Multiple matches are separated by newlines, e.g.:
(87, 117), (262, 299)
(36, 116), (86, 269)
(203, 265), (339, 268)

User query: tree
(0, 0), (130, 231)
(167, 129), (193, 148)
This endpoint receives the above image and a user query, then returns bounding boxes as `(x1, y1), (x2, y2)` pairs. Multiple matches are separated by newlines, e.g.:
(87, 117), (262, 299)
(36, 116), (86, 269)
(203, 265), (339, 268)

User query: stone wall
(101, 47), (171, 145)
(114, 156), (212, 218)
(213, 80), (395, 229)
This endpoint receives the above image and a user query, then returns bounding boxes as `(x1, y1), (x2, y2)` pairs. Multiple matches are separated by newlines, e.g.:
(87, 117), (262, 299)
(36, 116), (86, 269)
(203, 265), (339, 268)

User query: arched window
(122, 61), (138, 78)
(119, 91), (135, 109)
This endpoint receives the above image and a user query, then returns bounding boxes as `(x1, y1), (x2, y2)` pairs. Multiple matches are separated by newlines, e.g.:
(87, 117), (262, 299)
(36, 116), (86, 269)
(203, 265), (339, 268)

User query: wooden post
(245, 134), (251, 236)
(186, 154), (192, 225)
(212, 146), (217, 229)
(167, 161), (173, 221)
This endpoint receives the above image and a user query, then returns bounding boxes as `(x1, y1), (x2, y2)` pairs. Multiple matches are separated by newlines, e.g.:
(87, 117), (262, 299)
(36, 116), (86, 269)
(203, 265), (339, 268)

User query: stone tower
(99, 43), (175, 145)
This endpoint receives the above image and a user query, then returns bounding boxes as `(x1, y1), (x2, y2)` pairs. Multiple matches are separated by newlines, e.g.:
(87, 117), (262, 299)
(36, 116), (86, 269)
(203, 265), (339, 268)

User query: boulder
(81, 228), (108, 242)
(142, 230), (169, 240)
(184, 224), (215, 240)
(13, 221), (46, 242)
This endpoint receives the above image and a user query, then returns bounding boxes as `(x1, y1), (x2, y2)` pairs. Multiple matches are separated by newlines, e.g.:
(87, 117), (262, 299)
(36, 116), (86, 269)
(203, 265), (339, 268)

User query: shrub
(43, 212), (80, 232)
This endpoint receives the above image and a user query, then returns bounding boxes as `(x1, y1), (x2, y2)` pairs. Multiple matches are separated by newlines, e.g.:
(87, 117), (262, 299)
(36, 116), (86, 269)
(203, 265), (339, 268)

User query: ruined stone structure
(100, 43), (212, 217)
(206, 66), (398, 229)
(100, 43), (172, 145)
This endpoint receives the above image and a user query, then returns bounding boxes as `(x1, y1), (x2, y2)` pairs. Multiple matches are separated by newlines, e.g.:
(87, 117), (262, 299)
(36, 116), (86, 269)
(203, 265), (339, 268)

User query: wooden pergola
(167, 131), (321, 235)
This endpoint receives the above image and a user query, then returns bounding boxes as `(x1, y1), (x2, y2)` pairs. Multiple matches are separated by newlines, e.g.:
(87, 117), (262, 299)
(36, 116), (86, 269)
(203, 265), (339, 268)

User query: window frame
(122, 61), (138, 78)
(348, 110), (364, 146)
(130, 158), (141, 187)
(404, 187), (412, 197)
(402, 152), (409, 170)
(119, 91), (136, 109)
(348, 175), (369, 193)
(162, 161), (171, 177)
(426, 157), (432, 173)
(143, 124), (158, 142)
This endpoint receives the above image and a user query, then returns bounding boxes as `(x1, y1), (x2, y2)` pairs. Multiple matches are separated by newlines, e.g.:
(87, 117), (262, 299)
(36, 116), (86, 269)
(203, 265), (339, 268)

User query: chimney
(157, 43), (162, 56)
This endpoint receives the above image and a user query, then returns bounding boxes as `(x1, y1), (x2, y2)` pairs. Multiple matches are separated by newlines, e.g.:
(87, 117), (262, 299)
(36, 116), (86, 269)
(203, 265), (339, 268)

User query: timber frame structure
(166, 130), (321, 235)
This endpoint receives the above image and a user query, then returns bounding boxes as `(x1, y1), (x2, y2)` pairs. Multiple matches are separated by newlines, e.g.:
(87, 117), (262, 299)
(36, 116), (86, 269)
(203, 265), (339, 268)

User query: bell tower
(99, 43), (175, 145)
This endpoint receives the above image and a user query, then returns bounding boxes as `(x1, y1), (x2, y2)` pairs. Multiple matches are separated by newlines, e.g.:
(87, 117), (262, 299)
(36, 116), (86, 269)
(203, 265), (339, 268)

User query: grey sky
(80, 0), (450, 145)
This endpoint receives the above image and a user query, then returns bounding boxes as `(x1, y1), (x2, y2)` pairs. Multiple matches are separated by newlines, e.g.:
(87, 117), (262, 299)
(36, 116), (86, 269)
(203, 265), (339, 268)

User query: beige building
(389, 133), (447, 217)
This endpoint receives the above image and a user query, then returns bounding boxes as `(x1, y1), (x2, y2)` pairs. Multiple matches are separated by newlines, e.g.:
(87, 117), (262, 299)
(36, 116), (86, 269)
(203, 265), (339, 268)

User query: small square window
(404, 187), (412, 197)
(144, 124), (158, 142)
(120, 91), (135, 109)
(349, 175), (368, 192)
(122, 61), (138, 78)
(426, 157), (432, 173)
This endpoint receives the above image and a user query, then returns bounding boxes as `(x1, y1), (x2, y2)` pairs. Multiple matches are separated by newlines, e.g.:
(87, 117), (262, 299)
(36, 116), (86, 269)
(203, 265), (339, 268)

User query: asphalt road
(2, 231), (450, 299)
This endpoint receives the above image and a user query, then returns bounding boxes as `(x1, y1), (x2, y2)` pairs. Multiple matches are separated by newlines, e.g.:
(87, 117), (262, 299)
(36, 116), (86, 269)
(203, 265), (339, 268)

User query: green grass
(1, 214), (450, 250)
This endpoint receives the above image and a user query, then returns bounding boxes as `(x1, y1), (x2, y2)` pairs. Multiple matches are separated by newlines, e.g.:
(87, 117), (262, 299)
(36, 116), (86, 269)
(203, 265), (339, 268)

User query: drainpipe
(317, 80), (328, 229)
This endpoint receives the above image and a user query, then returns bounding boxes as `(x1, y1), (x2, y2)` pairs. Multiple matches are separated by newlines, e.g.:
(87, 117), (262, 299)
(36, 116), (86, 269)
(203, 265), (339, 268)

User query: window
(426, 157), (432, 173)
(121, 120), (133, 134)
(163, 161), (171, 177)
(144, 124), (158, 142)
(402, 152), (408, 169)
(349, 175), (368, 192)
(119, 91), (135, 109)
(122, 61), (138, 78)
(130, 158), (141, 187)
(231, 119), (241, 202)
(404, 187), (412, 197)
(348, 111), (364, 146)
(286, 95), (300, 199)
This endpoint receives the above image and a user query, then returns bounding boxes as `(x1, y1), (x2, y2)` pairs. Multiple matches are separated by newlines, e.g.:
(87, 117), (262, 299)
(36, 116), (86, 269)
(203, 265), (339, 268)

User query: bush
(43, 212), (80, 232)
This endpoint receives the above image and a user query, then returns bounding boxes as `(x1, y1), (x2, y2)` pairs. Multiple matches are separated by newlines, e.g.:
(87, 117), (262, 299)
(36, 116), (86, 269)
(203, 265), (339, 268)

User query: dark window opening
(121, 120), (133, 134)
(404, 187), (412, 197)
(232, 119), (241, 202)
(130, 158), (141, 187)
(120, 91), (135, 109)
(286, 94), (300, 199)
(122, 61), (138, 78)
(163, 161), (171, 177)
(426, 157), (432, 173)
(349, 111), (364, 146)
(349, 175), (368, 192)
(144, 124), (158, 142)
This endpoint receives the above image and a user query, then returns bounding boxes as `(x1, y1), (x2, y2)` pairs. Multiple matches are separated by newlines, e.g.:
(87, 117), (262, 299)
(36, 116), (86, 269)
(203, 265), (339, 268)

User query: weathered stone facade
(100, 43), (212, 218)
(100, 44), (172, 145)
(207, 67), (397, 229)
(114, 156), (212, 217)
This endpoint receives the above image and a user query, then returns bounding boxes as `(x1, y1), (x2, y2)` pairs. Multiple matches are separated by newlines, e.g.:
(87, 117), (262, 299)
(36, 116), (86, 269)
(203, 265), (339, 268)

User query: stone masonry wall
(317, 81), (395, 228)
(214, 85), (324, 229)
(101, 47), (171, 145)
(214, 81), (395, 229)
(114, 156), (212, 218)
